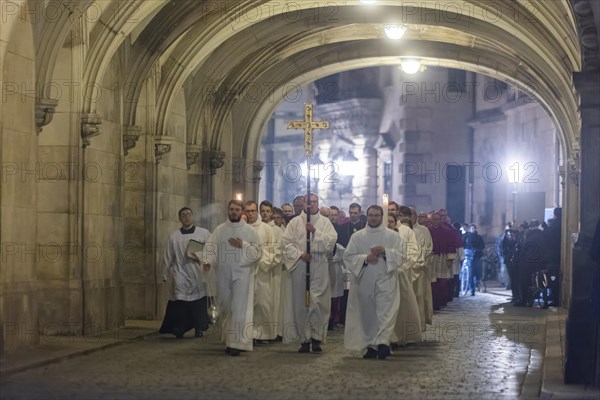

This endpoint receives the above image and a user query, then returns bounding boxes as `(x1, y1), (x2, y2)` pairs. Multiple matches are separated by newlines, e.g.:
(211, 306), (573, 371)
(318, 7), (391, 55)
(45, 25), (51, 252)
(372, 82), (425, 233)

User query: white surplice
(329, 244), (346, 299)
(249, 220), (282, 340)
(392, 225), (422, 345)
(267, 221), (285, 338)
(205, 220), (261, 351)
(161, 227), (211, 301)
(343, 224), (404, 352)
(280, 211), (337, 343)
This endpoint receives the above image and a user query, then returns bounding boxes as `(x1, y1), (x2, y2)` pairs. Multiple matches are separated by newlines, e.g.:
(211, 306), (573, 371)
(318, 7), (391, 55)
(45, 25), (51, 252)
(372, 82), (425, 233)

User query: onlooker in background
(452, 222), (465, 298)
(543, 208), (562, 306)
(463, 224), (485, 296)
(514, 220), (545, 306)
(497, 224), (510, 288)
(502, 224), (520, 303)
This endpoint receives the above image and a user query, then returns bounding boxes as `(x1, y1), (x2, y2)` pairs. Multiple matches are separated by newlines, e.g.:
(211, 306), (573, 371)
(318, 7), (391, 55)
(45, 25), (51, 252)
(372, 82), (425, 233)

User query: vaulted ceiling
(23, 0), (596, 161)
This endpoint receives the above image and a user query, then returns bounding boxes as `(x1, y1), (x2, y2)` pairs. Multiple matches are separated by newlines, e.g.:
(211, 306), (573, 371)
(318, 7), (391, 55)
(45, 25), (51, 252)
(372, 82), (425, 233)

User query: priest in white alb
(245, 200), (281, 342)
(259, 200), (285, 340)
(343, 205), (405, 360)
(203, 199), (261, 356)
(392, 205), (421, 346)
(281, 193), (337, 353)
(410, 207), (433, 330)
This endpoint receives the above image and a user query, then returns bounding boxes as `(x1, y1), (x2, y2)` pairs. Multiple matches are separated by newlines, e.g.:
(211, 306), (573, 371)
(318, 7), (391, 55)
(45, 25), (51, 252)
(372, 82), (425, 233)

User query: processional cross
(287, 104), (330, 307)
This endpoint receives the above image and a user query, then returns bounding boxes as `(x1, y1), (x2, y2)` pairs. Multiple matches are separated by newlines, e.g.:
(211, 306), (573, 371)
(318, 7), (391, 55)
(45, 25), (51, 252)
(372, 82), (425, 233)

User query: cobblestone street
(1, 292), (548, 400)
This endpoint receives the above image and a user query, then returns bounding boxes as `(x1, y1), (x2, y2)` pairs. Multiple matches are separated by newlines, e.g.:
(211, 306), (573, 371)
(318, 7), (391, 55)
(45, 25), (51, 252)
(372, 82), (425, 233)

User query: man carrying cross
(282, 104), (336, 353)
(280, 193), (337, 353)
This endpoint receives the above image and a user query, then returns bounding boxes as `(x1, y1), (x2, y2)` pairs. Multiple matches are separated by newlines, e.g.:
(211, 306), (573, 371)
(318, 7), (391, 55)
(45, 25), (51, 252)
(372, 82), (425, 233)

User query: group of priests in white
(160, 194), (432, 358)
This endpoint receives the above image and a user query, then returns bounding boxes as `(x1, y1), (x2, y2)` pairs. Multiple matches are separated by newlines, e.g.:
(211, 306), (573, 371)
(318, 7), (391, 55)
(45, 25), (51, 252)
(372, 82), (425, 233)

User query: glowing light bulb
(400, 59), (422, 74)
(384, 24), (406, 40)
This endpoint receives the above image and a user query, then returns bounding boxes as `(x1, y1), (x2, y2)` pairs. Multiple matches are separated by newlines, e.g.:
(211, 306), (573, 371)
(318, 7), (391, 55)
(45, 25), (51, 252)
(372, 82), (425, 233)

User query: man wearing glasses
(159, 207), (211, 339)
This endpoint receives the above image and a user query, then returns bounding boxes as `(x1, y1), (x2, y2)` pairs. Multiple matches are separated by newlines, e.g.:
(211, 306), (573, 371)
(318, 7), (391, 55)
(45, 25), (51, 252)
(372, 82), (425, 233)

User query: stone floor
(1, 284), (598, 400)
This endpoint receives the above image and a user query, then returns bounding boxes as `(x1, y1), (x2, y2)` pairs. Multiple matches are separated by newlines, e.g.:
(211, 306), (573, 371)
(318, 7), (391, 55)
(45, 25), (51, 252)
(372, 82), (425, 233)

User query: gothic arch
(80, 0), (166, 114)
(34, 0), (95, 102)
(99, 1), (581, 145)
(234, 42), (578, 166)
(179, 5), (581, 158)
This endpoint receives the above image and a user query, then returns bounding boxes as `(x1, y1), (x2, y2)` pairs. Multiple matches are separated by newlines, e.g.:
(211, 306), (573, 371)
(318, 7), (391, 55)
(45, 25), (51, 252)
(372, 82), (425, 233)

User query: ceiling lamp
(400, 59), (423, 74)
(384, 24), (406, 40)
(360, 0), (376, 4)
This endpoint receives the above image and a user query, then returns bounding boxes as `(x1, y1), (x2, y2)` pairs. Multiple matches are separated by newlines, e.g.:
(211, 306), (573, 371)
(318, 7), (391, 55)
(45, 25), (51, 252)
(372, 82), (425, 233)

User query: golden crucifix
(287, 103), (330, 307)
(287, 104), (330, 156)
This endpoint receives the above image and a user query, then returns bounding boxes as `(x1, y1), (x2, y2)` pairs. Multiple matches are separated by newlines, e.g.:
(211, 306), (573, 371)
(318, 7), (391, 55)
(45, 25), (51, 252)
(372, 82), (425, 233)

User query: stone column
(354, 137), (379, 207)
(249, 161), (264, 201)
(199, 150), (225, 229)
(565, 70), (600, 385)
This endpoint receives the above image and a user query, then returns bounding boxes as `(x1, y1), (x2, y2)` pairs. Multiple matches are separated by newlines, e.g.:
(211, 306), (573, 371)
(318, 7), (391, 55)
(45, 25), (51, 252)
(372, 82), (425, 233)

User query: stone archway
(1, 1), (598, 383)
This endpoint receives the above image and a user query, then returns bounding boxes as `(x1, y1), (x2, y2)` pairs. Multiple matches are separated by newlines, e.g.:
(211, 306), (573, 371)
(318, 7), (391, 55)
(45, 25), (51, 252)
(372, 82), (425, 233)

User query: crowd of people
(158, 195), (560, 359)
(499, 208), (562, 307)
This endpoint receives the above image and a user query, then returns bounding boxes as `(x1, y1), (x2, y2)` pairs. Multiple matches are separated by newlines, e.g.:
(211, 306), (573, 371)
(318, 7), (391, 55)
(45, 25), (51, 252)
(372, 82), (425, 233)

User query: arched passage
(1, 0), (598, 385)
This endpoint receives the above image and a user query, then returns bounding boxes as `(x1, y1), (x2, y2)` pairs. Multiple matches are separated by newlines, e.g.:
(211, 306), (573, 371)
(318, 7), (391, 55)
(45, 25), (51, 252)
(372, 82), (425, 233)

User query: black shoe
(229, 348), (241, 356)
(311, 339), (322, 353)
(194, 331), (203, 338)
(298, 342), (310, 353)
(274, 335), (283, 342)
(225, 347), (231, 354)
(471, 291), (475, 296)
(363, 347), (377, 359)
(377, 344), (391, 360)
(173, 328), (184, 339)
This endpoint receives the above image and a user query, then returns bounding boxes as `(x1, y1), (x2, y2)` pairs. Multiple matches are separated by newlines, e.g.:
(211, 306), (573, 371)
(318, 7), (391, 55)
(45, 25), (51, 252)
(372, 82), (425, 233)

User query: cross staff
(287, 103), (330, 307)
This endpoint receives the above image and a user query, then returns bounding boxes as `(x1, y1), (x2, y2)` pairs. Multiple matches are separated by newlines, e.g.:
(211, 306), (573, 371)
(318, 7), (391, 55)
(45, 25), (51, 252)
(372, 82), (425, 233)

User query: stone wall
(391, 67), (472, 214)
(471, 74), (559, 238)
(0, 9), (38, 352)
(81, 49), (125, 334)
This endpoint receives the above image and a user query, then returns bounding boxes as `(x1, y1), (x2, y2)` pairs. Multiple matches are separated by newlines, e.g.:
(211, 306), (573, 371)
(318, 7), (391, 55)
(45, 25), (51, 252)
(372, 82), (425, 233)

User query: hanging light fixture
(360, 0), (377, 4)
(384, 24), (406, 40)
(400, 59), (423, 74)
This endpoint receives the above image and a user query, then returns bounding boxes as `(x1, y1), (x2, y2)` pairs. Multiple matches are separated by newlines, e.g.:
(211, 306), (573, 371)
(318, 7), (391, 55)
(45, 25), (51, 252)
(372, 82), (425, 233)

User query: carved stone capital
(81, 113), (102, 147)
(35, 98), (59, 134)
(567, 149), (580, 186)
(154, 135), (174, 164)
(202, 150), (226, 175)
(123, 125), (142, 156)
(251, 160), (264, 184)
(186, 145), (203, 170)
